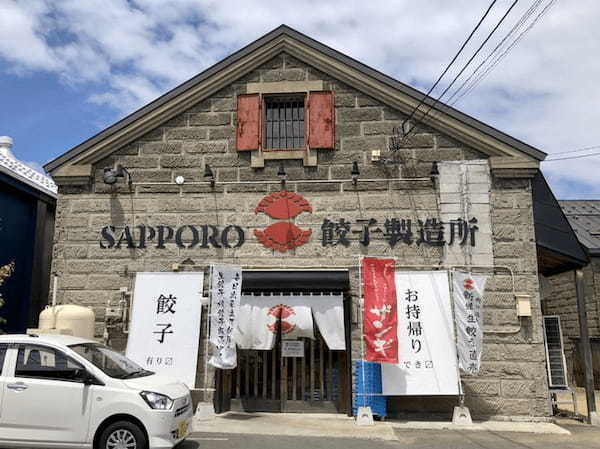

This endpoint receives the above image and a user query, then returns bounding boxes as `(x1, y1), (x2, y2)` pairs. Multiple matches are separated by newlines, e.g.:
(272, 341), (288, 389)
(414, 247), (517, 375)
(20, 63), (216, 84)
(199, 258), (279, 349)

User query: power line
(549, 144), (600, 155)
(399, 0), (520, 143)
(451, 0), (558, 105)
(543, 151), (600, 162)
(446, 0), (545, 105)
(399, 0), (499, 131)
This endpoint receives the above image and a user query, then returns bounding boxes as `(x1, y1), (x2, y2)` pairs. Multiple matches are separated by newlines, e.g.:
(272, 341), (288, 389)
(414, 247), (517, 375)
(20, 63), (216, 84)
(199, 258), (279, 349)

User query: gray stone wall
(50, 53), (549, 418)
(541, 259), (600, 386)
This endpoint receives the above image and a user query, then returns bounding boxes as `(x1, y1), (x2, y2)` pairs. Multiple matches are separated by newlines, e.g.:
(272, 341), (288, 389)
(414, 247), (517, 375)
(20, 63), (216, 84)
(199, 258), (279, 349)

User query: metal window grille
(265, 97), (305, 149)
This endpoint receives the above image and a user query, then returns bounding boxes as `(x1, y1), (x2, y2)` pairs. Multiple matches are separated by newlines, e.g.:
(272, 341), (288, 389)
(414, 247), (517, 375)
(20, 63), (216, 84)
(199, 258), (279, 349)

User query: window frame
(15, 344), (86, 383)
(262, 93), (307, 152)
(0, 343), (8, 376)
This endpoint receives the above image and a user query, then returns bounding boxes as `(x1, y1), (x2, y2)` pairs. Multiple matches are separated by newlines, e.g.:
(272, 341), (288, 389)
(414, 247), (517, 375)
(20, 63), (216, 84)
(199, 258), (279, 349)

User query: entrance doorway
(226, 327), (349, 412)
(212, 270), (352, 414)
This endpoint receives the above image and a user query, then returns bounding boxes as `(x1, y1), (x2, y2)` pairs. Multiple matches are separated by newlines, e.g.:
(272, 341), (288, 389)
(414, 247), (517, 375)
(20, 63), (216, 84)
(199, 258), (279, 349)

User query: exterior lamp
(204, 164), (215, 188)
(103, 164), (132, 187)
(430, 161), (439, 182)
(277, 163), (287, 190)
(351, 161), (360, 186)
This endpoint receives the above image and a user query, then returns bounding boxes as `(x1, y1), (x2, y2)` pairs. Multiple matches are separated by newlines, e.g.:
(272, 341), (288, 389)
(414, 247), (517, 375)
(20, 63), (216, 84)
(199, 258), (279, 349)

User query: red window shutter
(308, 91), (335, 149)
(236, 94), (260, 151)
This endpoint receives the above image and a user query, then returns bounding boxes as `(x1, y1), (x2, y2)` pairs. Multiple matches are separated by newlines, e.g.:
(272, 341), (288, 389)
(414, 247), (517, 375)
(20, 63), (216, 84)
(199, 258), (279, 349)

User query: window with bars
(264, 97), (305, 149)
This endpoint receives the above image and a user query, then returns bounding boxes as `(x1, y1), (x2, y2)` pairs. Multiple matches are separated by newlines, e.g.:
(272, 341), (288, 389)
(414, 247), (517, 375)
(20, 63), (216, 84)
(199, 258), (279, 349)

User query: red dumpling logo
(254, 192), (312, 252)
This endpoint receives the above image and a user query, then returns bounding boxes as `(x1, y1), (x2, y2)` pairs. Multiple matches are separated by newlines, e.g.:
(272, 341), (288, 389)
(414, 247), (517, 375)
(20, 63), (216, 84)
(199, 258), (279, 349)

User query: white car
(0, 333), (193, 449)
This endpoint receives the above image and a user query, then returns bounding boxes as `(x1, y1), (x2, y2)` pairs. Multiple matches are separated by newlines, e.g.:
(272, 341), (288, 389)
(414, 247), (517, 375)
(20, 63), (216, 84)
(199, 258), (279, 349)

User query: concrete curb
(390, 420), (571, 435)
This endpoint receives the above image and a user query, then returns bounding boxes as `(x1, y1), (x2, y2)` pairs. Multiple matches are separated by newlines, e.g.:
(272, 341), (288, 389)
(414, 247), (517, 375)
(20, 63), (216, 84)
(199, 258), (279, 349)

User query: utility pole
(575, 269), (599, 425)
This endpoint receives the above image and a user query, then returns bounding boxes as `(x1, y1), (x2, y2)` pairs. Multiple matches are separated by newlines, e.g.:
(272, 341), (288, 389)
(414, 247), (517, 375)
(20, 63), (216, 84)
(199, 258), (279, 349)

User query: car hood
(122, 374), (189, 399)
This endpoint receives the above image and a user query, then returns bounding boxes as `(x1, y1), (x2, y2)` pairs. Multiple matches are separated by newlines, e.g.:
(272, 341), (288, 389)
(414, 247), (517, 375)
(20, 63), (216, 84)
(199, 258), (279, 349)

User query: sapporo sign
(99, 192), (480, 252)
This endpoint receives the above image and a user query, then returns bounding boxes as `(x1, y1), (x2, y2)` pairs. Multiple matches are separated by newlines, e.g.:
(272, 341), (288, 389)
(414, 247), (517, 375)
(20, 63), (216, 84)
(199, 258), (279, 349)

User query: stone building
(541, 200), (600, 389)
(44, 26), (555, 419)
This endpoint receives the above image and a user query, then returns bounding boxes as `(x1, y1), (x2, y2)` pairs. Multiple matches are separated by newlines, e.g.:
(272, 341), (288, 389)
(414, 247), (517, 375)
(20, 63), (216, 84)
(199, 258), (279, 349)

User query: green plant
(0, 261), (15, 325)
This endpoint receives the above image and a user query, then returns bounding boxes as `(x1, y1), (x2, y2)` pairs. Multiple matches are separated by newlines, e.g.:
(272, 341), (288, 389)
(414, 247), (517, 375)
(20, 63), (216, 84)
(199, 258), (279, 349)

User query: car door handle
(7, 382), (28, 391)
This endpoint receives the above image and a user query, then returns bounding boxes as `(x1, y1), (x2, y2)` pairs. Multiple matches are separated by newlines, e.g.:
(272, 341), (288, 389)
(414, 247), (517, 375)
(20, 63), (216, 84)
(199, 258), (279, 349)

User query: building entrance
(226, 327), (348, 412)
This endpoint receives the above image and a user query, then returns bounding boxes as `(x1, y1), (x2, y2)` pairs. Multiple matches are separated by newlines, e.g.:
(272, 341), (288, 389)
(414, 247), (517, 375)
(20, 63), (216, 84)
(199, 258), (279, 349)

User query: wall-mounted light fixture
(204, 164), (215, 188)
(351, 161), (360, 186)
(103, 164), (132, 187)
(277, 163), (287, 190)
(430, 161), (439, 182)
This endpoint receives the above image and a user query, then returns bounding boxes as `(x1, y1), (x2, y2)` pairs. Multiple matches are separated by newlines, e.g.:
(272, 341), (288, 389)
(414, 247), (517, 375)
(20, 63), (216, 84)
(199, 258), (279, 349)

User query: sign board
(381, 271), (459, 396)
(282, 340), (305, 358)
(126, 272), (203, 388)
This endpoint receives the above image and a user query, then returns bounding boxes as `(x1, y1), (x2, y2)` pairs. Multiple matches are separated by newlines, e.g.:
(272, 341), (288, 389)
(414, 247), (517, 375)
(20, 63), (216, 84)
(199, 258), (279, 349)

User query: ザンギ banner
(362, 258), (398, 364)
(126, 272), (203, 388)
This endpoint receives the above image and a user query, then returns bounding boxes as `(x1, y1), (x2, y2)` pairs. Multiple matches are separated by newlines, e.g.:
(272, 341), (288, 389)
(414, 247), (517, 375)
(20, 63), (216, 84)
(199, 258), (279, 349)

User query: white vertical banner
(381, 271), (459, 395)
(453, 271), (487, 375)
(126, 272), (203, 388)
(209, 264), (242, 369)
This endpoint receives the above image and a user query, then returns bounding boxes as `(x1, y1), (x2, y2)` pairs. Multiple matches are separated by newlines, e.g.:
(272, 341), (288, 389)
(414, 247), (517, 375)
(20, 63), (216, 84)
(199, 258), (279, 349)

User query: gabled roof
(0, 150), (57, 198)
(559, 200), (600, 256)
(533, 172), (589, 275)
(44, 24), (546, 177)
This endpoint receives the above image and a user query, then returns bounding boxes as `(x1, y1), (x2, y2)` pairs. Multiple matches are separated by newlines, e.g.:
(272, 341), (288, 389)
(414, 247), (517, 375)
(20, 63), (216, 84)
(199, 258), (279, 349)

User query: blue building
(0, 136), (56, 333)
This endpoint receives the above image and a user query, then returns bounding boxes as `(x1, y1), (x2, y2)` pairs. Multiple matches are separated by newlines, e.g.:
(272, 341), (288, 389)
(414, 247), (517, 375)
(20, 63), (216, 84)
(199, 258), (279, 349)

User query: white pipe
(51, 274), (59, 329)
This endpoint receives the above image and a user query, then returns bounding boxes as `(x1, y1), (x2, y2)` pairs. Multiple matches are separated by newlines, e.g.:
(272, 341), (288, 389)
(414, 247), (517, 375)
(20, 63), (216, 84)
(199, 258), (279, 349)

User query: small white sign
(282, 340), (305, 358)
(126, 272), (203, 388)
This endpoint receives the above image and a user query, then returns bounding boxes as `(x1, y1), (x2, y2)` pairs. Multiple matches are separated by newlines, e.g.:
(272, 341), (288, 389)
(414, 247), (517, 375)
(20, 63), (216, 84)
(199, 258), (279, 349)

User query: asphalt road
(181, 425), (600, 449)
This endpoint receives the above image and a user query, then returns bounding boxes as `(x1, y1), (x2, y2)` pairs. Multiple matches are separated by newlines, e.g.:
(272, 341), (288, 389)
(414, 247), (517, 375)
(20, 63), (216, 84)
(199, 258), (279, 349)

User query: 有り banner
(126, 272), (203, 388)
(209, 264), (242, 369)
(362, 258), (398, 364)
(453, 271), (487, 375)
(381, 271), (460, 395)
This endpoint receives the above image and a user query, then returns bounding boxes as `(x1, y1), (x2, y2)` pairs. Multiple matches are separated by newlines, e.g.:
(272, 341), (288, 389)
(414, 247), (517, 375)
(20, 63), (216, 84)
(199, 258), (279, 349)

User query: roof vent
(0, 136), (14, 158)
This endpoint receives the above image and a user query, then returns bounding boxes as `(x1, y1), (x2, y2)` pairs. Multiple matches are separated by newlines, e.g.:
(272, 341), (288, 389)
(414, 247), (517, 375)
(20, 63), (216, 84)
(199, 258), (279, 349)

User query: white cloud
(0, 0), (599, 198)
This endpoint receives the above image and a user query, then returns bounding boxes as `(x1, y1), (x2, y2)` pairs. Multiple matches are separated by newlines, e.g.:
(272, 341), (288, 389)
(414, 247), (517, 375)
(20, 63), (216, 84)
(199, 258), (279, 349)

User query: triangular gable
(45, 24), (546, 181)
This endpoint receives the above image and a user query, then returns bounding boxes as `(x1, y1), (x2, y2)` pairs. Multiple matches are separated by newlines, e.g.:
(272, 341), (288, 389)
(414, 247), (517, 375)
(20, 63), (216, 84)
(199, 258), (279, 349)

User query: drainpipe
(575, 268), (599, 425)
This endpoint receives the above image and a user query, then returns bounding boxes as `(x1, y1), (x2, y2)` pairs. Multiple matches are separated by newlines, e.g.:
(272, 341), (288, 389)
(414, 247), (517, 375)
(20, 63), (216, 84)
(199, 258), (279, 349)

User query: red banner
(362, 258), (398, 364)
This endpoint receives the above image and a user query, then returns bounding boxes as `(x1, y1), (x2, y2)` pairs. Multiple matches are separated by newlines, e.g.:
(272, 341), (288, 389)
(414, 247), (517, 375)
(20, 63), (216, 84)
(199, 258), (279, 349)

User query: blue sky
(1, 0), (599, 198)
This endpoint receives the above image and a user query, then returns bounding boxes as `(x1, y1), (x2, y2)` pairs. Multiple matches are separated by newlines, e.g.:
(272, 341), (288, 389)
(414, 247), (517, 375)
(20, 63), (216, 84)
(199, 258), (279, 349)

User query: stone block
(362, 121), (400, 136)
(208, 126), (235, 140)
(336, 122), (361, 138)
(463, 379), (500, 396)
(181, 185), (224, 194)
(115, 144), (139, 156)
(262, 69), (306, 82)
(138, 128), (164, 141)
(226, 184), (268, 193)
(129, 170), (172, 183)
(160, 155), (203, 168)
(188, 113), (231, 126)
(338, 107), (382, 122)
(185, 100), (211, 113)
(140, 142), (183, 155)
(501, 380), (536, 398)
(162, 115), (188, 127)
(341, 136), (386, 153)
(296, 182), (340, 192)
(184, 141), (228, 154)
(137, 185), (181, 194)
(165, 127), (208, 141)
(117, 156), (159, 169)
(335, 93), (355, 107)
(356, 94), (380, 107)
(211, 98), (234, 112)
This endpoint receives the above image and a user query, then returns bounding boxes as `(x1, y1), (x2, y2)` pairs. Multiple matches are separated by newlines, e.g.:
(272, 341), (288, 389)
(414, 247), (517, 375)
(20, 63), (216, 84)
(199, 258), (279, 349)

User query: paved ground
(181, 424), (600, 449)
(554, 387), (600, 418)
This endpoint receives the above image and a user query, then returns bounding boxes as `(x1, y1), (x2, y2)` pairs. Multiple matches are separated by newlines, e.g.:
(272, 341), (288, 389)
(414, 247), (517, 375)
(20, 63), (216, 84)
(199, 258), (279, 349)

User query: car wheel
(99, 420), (147, 449)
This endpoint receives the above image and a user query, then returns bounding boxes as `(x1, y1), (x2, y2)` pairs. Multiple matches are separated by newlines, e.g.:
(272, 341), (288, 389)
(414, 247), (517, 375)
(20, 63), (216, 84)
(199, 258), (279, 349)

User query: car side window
(16, 344), (84, 382)
(0, 344), (8, 376)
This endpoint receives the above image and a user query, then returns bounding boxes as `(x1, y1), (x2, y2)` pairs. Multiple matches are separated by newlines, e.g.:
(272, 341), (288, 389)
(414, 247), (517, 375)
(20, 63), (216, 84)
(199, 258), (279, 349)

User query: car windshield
(69, 343), (152, 379)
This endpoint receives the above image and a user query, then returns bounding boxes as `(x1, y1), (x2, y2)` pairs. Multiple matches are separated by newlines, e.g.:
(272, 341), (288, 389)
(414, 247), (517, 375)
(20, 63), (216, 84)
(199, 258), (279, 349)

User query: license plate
(177, 420), (189, 439)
